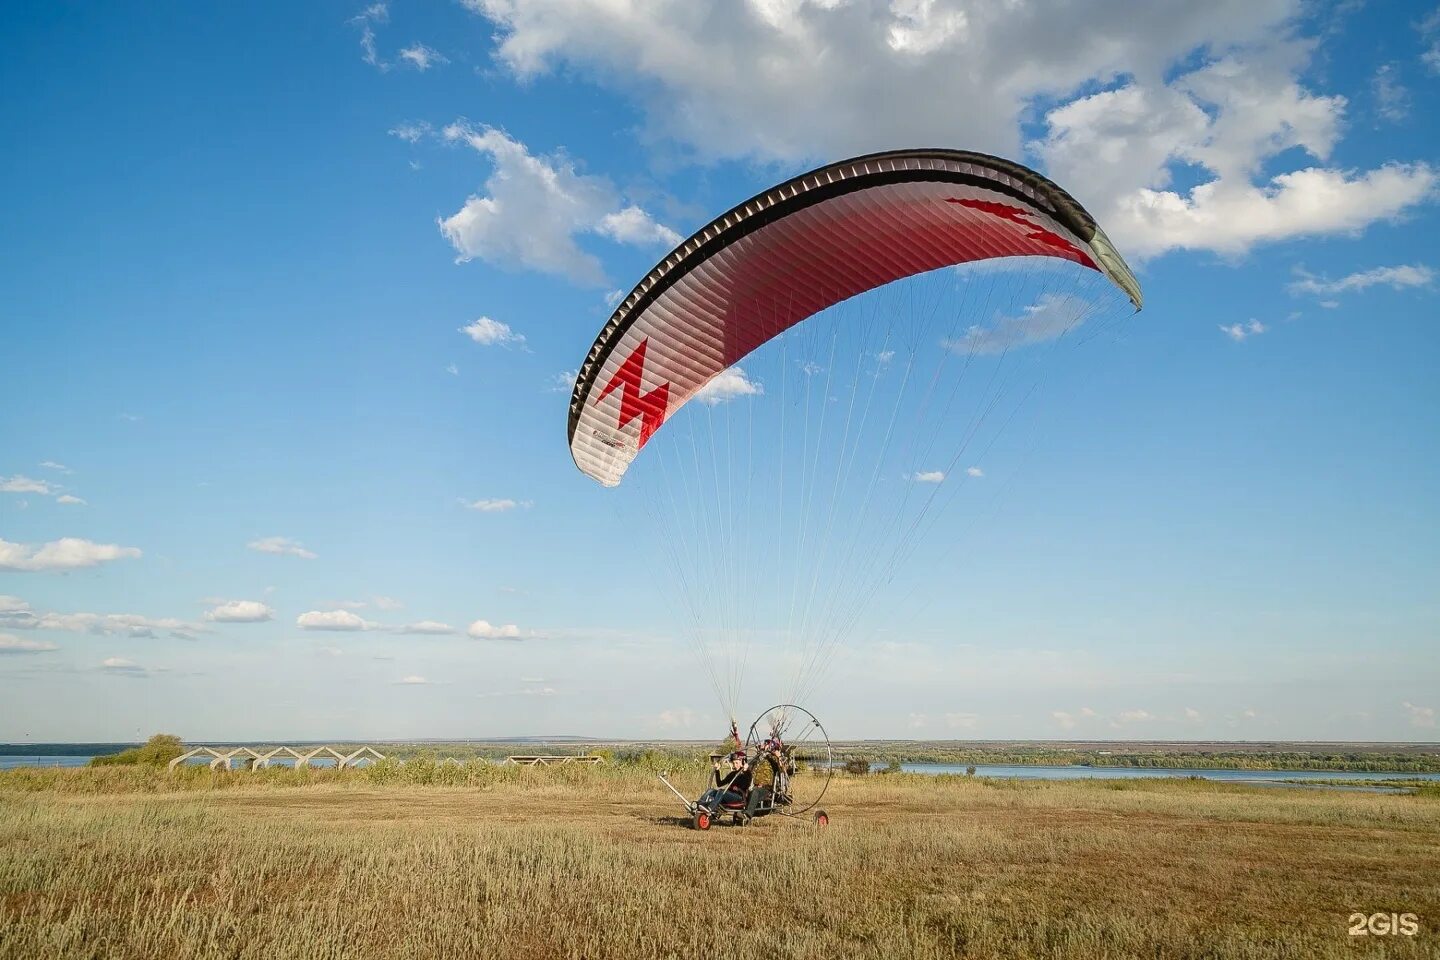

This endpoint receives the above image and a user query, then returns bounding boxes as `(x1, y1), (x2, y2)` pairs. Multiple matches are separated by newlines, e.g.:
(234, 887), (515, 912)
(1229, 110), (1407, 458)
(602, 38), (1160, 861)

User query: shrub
(89, 734), (184, 768)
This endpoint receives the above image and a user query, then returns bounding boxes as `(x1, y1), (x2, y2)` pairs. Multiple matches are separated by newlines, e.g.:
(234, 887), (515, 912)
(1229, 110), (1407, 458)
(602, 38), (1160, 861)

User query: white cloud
(469, 0), (1294, 166)
(39, 461), (71, 474)
(945, 294), (1091, 355)
(1289, 264), (1433, 297)
(694, 367), (763, 405)
(0, 598), (200, 637)
(1219, 319), (1267, 341)
(2, 476), (85, 505)
(1372, 63), (1410, 122)
(906, 712), (928, 729)
(118, 413), (142, 422)
(1115, 709), (1153, 724)
(604, 289), (624, 308)
(595, 206), (682, 247)
(0, 476), (54, 495)
(204, 600), (274, 623)
(437, 123), (678, 285)
(389, 121), (433, 143)
(399, 620), (457, 635)
(1184, 707), (1202, 722)
(965, 467), (984, 478)
(445, 363), (459, 376)
(100, 657), (143, 673)
(547, 369), (578, 393)
(460, 498), (530, 512)
(373, 596), (403, 611)
(467, 619), (523, 640)
(1402, 701), (1436, 728)
(296, 610), (373, 631)
(350, 2), (389, 69)
(397, 675), (430, 685)
(398, 43), (448, 71)
(1421, 9), (1440, 75)
(247, 536), (317, 560)
(469, 2), (1434, 259)
(459, 316), (525, 347)
(911, 471), (945, 484)
(1051, 710), (1078, 730)
(0, 537), (141, 573)
(0, 633), (58, 654)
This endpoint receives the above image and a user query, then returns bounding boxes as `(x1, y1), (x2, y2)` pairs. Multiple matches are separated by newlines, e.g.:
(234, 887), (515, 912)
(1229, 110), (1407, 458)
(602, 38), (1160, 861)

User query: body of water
(0, 756), (95, 770)
(887, 762), (1440, 784)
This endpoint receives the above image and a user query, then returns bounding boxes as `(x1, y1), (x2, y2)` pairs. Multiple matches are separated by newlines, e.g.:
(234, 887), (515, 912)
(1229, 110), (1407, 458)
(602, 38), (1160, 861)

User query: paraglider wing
(568, 148), (1141, 487)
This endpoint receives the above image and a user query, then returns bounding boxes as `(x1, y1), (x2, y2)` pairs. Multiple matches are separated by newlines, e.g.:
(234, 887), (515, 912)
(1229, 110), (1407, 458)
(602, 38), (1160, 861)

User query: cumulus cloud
(1219, 319), (1267, 341)
(0, 537), (141, 573)
(965, 467), (984, 478)
(39, 461), (71, 473)
(1115, 709), (1154, 724)
(911, 471), (945, 483)
(100, 657), (144, 674)
(944, 294), (1091, 355)
(247, 537), (317, 560)
(398, 43), (447, 71)
(296, 610), (373, 631)
(204, 600), (274, 623)
(459, 316), (525, 347)
(467, 619), (523, 640)
(595, 207), (682, 247)
(1289, 264), (1434, 297)
(399, 620), (457, 635)
(437, 123), (679, 285)
(397, 675), (430, 685)
(0, 633), (58, 654)
(465, 0), (1435, 260)
(695, 367), (763, 405)
(1036, 40), (1436, 259)
(1051, 710), (1078, 730)
(55, 494), (86, 506)
(470, 0), (1291, 164)
(460, 498), (530, 512)
(0, 597), (200, 638)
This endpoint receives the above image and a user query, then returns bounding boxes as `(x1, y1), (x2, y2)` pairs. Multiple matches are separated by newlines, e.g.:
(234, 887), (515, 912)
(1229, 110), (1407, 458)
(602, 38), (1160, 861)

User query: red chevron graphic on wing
(946, 198), (1096, 268)
(595, 338), (671, 448)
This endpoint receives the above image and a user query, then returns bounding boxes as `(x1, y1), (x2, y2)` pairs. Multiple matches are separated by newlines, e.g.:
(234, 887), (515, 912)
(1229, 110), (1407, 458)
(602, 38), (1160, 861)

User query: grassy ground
(1, 768), (1437, 959)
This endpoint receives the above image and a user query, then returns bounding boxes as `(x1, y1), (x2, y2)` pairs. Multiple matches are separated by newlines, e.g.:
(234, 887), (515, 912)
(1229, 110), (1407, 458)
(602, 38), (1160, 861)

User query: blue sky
(1, 0), (1437, 743)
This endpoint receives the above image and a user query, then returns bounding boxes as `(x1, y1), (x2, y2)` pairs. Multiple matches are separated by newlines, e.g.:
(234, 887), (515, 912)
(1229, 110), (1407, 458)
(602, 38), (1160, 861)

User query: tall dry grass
(1, 768), (1436, 959)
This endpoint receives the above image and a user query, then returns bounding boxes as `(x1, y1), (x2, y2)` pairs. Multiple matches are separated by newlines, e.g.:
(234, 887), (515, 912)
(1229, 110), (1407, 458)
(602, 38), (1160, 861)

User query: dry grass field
(1, 767), (1437, 959)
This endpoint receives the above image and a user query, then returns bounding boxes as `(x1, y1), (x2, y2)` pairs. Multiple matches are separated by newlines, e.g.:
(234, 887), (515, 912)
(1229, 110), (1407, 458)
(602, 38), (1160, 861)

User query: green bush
(89, 734), (184, 768)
